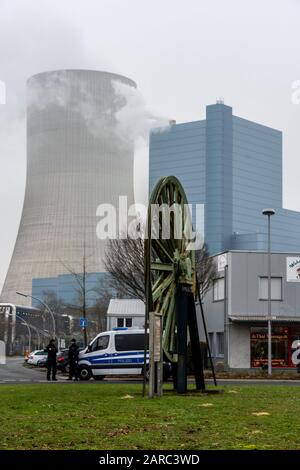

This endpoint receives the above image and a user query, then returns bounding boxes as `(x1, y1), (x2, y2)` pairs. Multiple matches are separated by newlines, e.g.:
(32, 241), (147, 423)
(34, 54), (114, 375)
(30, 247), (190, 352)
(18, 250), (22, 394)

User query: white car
(27, 350), (48, 366)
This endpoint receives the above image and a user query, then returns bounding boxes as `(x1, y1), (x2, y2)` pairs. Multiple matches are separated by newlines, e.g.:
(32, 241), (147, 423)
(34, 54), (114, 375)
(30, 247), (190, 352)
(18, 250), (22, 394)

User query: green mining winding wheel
(144, 176), (206, 393)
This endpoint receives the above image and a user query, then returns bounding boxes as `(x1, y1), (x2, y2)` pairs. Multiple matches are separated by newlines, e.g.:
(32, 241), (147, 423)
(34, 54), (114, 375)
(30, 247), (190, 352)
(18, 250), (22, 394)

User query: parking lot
(0, 357), (144, 384)
(4, 356), (300, 387)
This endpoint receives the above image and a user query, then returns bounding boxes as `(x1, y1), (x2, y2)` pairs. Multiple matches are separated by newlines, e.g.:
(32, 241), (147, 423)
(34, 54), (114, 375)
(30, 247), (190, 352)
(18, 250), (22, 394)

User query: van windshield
(90, 335), (109, 352)
(115, 334), (145, 352)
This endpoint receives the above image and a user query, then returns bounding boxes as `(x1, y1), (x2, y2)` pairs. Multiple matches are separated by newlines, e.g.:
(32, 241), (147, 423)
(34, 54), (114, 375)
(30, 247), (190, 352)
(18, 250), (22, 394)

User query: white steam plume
(113, 81), (170, 144)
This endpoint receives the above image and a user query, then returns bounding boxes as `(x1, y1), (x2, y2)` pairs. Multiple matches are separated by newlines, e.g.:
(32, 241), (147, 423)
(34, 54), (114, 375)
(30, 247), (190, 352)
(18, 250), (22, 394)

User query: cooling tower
(0, 70), (136, 306)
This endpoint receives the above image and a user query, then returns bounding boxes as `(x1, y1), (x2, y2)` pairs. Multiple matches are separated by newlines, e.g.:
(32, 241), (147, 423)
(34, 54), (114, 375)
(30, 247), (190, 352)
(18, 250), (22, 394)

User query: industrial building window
(259, 277), (282, 300)
(216, 332), (224, 356)
(213, 278), (224, 301)
(117, 318), (133, 328)
(208, 332), (214, 356)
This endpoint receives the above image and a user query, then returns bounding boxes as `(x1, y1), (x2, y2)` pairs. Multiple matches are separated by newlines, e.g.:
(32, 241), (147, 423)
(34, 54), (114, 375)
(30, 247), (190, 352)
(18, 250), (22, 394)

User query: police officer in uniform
(45, 339), (58, 381)
(68, 338), (79, 381)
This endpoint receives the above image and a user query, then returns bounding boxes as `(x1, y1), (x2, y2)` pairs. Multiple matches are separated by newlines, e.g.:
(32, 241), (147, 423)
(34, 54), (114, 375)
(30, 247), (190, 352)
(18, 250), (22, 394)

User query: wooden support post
(176, 285), (188, 394)
(148, 312), (163, 398)
(188, 292), (205, 390)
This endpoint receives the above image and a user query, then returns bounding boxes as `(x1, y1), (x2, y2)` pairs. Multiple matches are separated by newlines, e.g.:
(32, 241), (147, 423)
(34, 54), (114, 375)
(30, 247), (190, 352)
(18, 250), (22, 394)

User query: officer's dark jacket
(44, 343), (58, 362)
(68, 343), (79, 362)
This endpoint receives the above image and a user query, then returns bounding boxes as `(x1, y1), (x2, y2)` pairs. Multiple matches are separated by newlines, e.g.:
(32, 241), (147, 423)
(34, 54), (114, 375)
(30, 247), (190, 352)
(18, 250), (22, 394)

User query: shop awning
(229, 315), (300, 323)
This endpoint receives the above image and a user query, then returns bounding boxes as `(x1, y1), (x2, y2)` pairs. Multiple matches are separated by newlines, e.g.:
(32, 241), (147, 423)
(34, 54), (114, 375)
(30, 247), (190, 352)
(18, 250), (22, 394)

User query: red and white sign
(286, 256), (300, 282)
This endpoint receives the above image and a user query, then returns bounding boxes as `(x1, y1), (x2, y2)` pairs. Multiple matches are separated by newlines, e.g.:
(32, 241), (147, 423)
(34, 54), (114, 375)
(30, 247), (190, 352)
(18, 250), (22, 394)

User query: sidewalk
(206, 377), (300, 384)
(204, 369), (300, 381)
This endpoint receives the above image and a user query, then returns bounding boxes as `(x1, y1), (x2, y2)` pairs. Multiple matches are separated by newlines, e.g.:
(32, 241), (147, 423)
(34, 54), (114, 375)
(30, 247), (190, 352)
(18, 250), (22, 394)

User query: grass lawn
(0, 383), (299, 450)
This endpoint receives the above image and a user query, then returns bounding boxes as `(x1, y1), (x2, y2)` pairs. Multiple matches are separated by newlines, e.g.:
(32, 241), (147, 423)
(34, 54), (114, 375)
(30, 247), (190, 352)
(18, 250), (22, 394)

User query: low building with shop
(203, 251), (300, 370)
(106, 299), (145, 330)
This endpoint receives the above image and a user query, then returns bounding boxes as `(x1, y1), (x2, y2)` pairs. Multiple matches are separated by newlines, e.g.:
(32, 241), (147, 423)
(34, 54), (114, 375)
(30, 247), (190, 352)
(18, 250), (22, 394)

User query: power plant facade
(0, 70), (136, 306)
(150, 102), (300, 255)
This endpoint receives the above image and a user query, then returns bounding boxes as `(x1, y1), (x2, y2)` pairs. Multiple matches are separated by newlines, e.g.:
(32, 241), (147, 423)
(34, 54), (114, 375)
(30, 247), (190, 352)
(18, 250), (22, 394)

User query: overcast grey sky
(0, 0), (300, 290)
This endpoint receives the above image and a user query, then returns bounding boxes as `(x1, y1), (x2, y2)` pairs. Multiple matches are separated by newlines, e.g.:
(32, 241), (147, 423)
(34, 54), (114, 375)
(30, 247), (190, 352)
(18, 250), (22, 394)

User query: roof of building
(107, 299), (145, 316)
(213, 250), (300, 257)
(230, 315), (300, 323)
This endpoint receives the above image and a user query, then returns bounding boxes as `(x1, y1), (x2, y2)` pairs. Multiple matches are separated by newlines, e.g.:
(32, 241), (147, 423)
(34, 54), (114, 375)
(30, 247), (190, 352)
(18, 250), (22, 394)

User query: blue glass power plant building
(32, 272), (108, 308)
(149, 102), (300, 255)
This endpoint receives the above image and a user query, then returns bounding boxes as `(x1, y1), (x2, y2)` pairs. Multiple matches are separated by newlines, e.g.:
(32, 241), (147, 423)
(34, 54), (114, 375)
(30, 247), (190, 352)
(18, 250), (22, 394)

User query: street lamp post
(262, 208), (275, 376)
(7, 312), (32, 353)
(16, 292), (56, 341)
(28, 324), (41, 350)
(16, 315), (32, 353)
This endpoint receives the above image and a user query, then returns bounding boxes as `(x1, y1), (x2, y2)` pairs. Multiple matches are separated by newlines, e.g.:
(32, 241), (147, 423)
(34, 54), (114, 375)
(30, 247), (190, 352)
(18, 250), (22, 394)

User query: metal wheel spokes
(145, 176), (196, 362)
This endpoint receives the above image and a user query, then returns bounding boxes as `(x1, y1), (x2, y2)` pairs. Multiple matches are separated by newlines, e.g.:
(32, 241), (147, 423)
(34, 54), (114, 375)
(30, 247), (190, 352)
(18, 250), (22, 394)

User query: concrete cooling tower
(0, 70), (136, 306)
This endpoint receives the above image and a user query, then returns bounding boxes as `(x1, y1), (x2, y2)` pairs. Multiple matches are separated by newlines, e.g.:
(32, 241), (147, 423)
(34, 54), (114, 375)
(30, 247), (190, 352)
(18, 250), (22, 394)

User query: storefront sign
(287, 256), (300, 282)
(251, 331), (288, 341)
(291, 339), (300, 365)
(252, 358), (286, 368)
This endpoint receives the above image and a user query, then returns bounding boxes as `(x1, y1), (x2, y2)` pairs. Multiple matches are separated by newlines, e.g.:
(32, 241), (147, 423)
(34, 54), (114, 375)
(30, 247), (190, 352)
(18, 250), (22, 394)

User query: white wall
(228, 323), (250, 369)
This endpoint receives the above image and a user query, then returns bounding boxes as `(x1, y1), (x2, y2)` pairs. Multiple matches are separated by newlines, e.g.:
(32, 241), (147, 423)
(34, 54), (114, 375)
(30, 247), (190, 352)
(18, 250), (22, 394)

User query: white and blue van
(78, 327), (171, 381)
(78, 328), (148, 381)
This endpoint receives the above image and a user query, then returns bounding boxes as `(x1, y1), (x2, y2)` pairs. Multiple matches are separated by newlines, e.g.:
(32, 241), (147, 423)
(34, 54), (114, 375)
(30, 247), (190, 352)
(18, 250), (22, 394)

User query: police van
(78, 327), (171, 381)
(78, 328), (148, 381)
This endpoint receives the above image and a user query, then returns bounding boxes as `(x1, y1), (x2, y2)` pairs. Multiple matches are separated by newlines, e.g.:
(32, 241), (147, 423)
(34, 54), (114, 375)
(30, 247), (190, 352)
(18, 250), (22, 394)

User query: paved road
(3, 357), (300, 386)
(0, 357), (66, 384)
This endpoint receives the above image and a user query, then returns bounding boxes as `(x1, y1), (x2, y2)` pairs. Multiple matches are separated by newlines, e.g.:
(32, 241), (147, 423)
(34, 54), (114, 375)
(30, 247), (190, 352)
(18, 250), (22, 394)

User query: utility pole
(262, 208), (275, 376)
(82, 245), (88, 348)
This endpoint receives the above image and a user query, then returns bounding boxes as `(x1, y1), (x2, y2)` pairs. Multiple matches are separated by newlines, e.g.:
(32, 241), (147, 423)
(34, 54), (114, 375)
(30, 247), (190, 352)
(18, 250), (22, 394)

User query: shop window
(259, 277), (282, 300)
(125, 318), (133, 328)
(250, 326), (288, 367)
(213, 278), (224, 301)
(216, 332), (224, 356)
(117, 318), (124, 328)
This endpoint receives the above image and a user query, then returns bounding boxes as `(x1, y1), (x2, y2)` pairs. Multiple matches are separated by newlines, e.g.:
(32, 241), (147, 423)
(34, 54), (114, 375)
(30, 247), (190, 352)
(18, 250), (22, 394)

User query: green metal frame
(144, 176), (196, 364)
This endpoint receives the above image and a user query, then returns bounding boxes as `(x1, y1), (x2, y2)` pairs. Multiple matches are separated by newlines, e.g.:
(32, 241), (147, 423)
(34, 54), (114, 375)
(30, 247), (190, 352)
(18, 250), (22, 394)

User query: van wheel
(93, 375), (105, 381)
(79, 366), (92, 381)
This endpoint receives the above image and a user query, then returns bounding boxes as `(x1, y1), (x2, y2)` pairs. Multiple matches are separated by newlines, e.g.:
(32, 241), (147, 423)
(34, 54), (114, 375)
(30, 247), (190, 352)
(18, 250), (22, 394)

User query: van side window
(91, 335), (109, 352)
(115, 334), (144, 352)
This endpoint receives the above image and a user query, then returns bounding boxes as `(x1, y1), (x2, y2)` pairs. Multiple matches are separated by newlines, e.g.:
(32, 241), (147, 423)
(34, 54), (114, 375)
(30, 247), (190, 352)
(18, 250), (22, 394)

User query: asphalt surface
(0, 357), (61, 384)
(3, 357), (300, 386)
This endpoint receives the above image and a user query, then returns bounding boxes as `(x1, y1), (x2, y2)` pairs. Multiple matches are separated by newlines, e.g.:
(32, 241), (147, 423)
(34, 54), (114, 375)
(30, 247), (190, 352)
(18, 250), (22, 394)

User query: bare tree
(104, 235), (216, 301)
(60, 251), (91, 347)
(92, 293), (111, 332)
(41, 290), (66, 314)
(104, 235), (145, 301)
(196, 244), (217, 296)
(59, 247), (113, 346)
